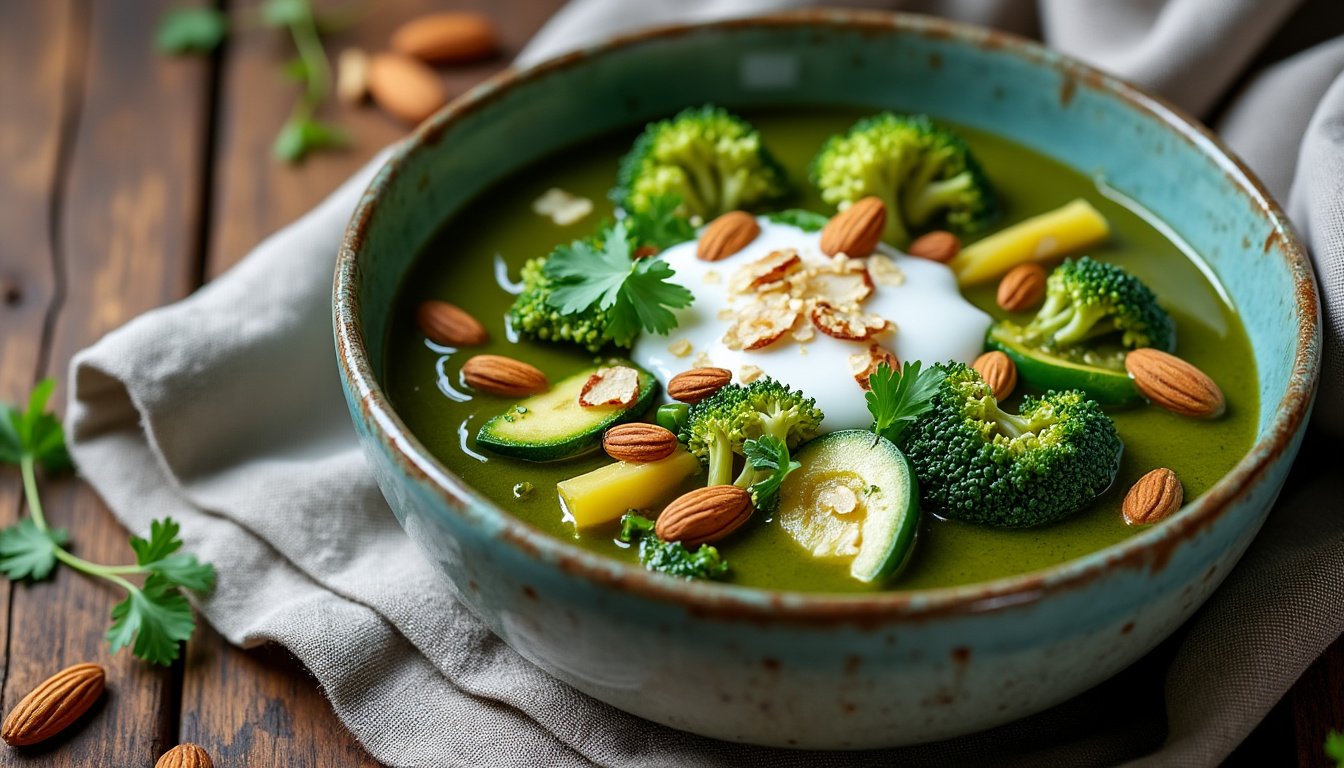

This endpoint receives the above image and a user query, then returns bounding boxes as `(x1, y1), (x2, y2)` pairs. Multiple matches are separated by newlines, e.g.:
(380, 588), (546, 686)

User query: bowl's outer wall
(337, 17), (1314, 748)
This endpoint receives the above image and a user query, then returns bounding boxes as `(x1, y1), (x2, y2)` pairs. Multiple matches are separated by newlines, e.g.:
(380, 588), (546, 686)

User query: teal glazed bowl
(334, 12), (1320, 748)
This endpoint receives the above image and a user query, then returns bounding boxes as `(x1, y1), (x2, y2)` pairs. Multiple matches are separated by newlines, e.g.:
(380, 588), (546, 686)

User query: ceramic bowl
(334, 11), (1320, 748)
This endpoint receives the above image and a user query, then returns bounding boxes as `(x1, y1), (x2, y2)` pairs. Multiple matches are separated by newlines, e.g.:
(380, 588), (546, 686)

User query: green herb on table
(157, 0), (353, 163)
(765, 209), (830, 233)
(1327, 730), (1344, 767)
(618, 513), (728, 581)
(865, 360), (943, 445)
(0, 380), (215, 666)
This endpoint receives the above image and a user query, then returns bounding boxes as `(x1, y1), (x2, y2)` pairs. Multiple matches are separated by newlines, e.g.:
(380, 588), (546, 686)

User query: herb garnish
(765, 209), (830, 233)
(0, 381), (215, 666)
(742, 435), (800, 513)
(865, 361), (944, 445)
(618, 513), (729, 580)
(622, 195), (697, 252)
(1327, 730), (1344, 767)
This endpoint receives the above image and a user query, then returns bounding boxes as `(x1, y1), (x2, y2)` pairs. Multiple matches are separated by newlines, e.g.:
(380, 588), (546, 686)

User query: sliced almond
(973, 351), (1017, 401)
(2, 663), (104, 746)
(698, 211), (760, 261)
(820, 197), (886, 258)
(390, 12), (498, 64)
(725, 293), (798, 350)
(668, 367), (732, 403)
(417, 300), (488, 346)
(579, 365), (640, 408)
(656, 485), (753, 547)
(367, 53), (448, 125)
(461, 355), (548, 397)
(907, 230), (961, 263)
(730, 249), (802, 293)
(867, 254), (906, 286)
(1122, 467), (1183, 525)
(603, 423), (677, 463)
(997, 263), (1048, 312)
(1124, 349), (1225, 419)
(667, 339), (693, 358)
(849, 344), (900, 390)
(738, 364), (765, 384)
(806, 264), (873, 306)
(811, 302), (889, 341)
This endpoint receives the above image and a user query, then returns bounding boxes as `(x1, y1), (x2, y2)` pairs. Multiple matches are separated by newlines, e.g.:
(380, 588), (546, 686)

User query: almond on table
(2, 663), (104, 747)
(391, 12), (498, 64)
(367, 53), (448, 125)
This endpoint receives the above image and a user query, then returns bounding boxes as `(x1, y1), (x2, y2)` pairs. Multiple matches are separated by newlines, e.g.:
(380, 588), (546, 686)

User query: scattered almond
(156, 743), (214, 768)
(461, 355), (548, 397)
(698, 211), (760, 261)
(1122, 468), (1183, 525)
(973, 351), (1017, 401)
(367, 53), (447, 125)
(867, 254), (906, 286)
(1124, 349), (1225, 419)
(2, 663), (104, 747)
(390, 12), (498, 64)
(532, 188), (593, 226)
(656, 485), (753, 547)
(849, 344), (899, 390)
(417, 300), (488, 347)
(821, 197), (886, 258)
(603, 423), (677, 463)
(997, 263), (1048, 311)
(738, 364), (764, 384)
(667, 339), (693, 358)
(811, 302), (888, 341)
(336, 48), (370, 105)
(724, 293), (799, 350)
(805, 263), (873, 306)
(579, 366), (640, 408)
(730, 249), (802, 293)
(668, 367), (732, 403)
(907, 230), (961, 263)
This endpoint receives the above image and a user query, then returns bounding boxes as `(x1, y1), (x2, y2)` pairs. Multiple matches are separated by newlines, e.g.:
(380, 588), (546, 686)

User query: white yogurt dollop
(632, 220), (991, 430)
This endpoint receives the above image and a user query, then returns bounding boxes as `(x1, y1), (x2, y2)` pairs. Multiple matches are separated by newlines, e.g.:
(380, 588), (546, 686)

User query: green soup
(385, 110), (1258, 593)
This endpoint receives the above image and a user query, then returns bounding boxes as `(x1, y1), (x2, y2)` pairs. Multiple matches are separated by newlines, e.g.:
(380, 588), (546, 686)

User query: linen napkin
(68, 1), (1344, 766)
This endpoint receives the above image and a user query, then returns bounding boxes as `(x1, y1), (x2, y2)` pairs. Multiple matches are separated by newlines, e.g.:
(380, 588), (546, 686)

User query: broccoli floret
(999, 256), (1174, 368)
(614, 105), (790, 220)
(899, 362), (1122, 528)
(811, 113), (997, 246)
(508, 254), (613, 352)
(618, 513), (729, 580)
(681, 378), (823, 499)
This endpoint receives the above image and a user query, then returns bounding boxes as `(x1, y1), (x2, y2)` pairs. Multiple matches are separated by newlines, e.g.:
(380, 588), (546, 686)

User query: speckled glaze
(334, 12), (1320, 748)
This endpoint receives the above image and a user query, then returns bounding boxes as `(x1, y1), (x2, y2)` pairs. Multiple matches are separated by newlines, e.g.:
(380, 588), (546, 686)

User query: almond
(417, 300), (488, 346)
(1122, 468), (1183, 525)
(367, 53), (447, 125)
(2, 663), (104, 746)
(806, 263), (873, 306)
(849, 344), (899, 390)
(724, 294), (799, 351)
(390, 12), (498, 64)
(461, 355), (548, 397)
(656, 485), (753, 547)
(668, 367), (732, 403)
(1124, 349), (1225, 418)
(907, 230), (961, 263)
(698, 211), (760, 261)
(579, 366), (640, 408)
(973, 351), (1017, 401)
(820, 197), (886, 258)
(811, 302), (888, 341)
(603, 423), (677, 463)
(997, 263), (1048, 312)
(156, 743), (214, 768)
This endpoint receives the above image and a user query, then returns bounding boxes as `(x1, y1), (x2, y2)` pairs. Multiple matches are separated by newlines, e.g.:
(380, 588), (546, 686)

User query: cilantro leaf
(617, 513), (728, 580)
(766, 209), (830, 233)
(131, 518), (216, 593)
(0, 404), (20, 465)
(623, 196), (696, 251)
(260, 0), (312, 27)
(1327, 730), (1344, 766)
(0, 519), (70, 581)
(156, 8), (229, 54)
(129, 517), (183, 564)
(107, 573), (196, 666)
(273, 117), (349, 163)
(866, 361), (944, 445)
(2, 379), (72, 472)
(743, 435), (800, 512)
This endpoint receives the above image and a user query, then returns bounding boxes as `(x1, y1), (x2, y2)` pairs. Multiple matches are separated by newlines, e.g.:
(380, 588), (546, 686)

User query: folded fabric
(68, 1), (1344, 766)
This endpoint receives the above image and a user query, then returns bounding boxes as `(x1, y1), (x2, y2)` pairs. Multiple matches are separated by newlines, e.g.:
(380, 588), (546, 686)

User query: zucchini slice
(778, 430), (919, 583)
(986, 325), (1142, 406)
(476, 362), (658, 461)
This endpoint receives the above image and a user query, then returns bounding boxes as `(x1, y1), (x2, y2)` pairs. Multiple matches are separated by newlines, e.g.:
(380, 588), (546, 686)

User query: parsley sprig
(0, 381), (215, 666)
(865, 361), (944, 445)
(742, 435), (800, 512)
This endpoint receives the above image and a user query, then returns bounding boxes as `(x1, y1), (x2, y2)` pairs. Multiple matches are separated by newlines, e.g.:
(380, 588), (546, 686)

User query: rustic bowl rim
(334, 9), (1321, 622)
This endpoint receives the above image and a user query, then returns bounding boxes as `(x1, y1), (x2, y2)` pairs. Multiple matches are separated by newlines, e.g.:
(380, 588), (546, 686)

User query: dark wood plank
(1289, 634), (1344, 766)
(2, 0), (214, 764)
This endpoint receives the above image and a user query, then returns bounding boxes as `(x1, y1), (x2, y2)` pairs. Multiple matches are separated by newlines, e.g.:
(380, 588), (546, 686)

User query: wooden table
(0, 1), (1338, 765)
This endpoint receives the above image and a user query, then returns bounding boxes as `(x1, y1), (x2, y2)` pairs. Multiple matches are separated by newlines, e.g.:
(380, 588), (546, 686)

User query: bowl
(334, 11), (1320, 748)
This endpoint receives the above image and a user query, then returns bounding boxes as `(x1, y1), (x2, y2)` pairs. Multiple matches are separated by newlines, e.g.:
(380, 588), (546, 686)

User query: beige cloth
(67, 2), (1344, 766)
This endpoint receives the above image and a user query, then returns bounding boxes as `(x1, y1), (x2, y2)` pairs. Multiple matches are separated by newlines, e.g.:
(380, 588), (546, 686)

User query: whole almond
(820, 197), (886, 258)
(698, 211), (760, 261)
(336, 47), (370, 105)
(603, 423), (678, 463)
(656, 485), (753, 547)
(997, 263), (1048, 311)
(156, 743), (214, 768)
(667, 367), (732, 404)
(391, 12), (498, 64)
(1122, 468), (1183, 525)
(1125, 349), (1225, 418)
(417, 300), (488, 346)
(973, 351), (1017, 401)
(2, 663), (104, 746)
(907, 230), (961, 263)
(461, 355), (548, 397)
(367, 53), (447, 125)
